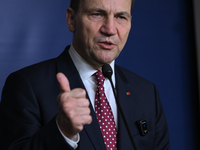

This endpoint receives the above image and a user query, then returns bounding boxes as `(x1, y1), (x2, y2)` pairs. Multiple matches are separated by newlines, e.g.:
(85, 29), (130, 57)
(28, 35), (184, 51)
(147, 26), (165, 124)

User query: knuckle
(84, 115), (92, 124)
(87, 115), (92, 123)
(79, 99), (89, 107)
(85, 99), (90, 106)
(86, 107), (91, 114)
(73, 88), (86, 97)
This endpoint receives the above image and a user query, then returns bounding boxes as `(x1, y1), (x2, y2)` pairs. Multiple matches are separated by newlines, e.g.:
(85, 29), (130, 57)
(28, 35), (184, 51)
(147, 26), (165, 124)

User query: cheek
(81, 24), (95, 40)
(75, 25), (91, 48)
(83, 27), (102, 51)
(119, 27), (131, 45)
(84, 21), (102, 37)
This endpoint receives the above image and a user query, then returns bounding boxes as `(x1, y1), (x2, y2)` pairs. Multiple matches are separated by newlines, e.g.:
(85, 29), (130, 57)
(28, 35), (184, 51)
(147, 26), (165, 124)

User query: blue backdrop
(0, 0), (199, 149)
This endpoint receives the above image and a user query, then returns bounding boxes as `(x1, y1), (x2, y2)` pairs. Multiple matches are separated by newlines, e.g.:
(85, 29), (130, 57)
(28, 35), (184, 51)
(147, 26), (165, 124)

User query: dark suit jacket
(0, 46), (170, 150)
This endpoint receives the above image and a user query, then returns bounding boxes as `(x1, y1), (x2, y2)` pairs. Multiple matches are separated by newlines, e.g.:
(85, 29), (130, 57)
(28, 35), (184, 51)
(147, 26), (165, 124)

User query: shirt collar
(68, 45), (115, 82)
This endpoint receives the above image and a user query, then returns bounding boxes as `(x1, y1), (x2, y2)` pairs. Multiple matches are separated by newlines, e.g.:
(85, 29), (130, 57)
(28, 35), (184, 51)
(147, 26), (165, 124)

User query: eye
(88, 12), (104, 21)
(117, 15), (127, 20)
(91, 13), (104, 19)
(115, 13), (131, 23)
(92, 13), (101, 17)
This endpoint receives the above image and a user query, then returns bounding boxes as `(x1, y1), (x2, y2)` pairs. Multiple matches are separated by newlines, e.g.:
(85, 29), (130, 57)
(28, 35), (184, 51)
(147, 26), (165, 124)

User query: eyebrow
(87, 8), (131, 18)
(86, 8), (106, 13)
(116, 12), (132, 19)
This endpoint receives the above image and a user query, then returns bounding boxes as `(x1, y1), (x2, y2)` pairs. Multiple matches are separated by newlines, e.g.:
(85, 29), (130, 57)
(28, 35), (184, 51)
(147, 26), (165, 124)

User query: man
(0, 0), (170, 149)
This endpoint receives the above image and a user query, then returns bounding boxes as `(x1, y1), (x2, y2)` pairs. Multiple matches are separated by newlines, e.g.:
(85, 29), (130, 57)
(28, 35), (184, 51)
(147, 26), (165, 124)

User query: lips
(98, 41), (116, 50)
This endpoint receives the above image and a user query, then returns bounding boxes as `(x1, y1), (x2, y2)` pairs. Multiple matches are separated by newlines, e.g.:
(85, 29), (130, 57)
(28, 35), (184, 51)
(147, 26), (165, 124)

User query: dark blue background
(0, 0), (199, 149)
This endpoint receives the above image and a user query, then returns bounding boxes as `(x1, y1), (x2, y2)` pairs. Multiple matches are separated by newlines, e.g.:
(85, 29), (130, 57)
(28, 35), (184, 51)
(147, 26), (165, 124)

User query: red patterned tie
(93, 71), (117, 150)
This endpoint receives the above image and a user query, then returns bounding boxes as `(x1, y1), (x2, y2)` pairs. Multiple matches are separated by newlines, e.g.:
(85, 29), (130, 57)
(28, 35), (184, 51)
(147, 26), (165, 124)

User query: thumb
(56, 72), (71, 92)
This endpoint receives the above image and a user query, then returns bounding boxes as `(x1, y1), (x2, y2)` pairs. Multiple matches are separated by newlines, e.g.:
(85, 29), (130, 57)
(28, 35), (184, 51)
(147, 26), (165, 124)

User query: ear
(66, 7), (75, 32)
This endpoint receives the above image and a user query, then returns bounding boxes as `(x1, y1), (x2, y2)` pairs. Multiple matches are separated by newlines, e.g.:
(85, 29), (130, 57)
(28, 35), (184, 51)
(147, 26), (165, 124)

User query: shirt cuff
(56, 119), (80, 149)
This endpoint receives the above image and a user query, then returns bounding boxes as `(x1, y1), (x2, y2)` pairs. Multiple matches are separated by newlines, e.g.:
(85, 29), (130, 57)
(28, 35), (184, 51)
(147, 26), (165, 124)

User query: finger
(82, 115), (92, 125)
(73, 106), (91, 115)
(72, 114), (92, 128)
(77, 115), (92, 125)
(76, 98), (90, 107)
(57, 72), (71, 92)
(73, 114), (92, 133)
(70, 88), (87, 99)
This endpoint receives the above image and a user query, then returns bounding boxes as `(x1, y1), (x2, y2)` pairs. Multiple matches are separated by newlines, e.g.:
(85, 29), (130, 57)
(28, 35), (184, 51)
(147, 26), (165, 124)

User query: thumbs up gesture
(56, 73), (92, 139)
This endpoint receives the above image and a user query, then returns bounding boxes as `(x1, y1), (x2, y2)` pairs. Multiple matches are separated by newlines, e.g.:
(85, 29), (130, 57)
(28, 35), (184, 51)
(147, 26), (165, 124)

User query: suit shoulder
(4, 58), (58, 90)
(14, 58), (57, 77)
(115, 65), (154, 86)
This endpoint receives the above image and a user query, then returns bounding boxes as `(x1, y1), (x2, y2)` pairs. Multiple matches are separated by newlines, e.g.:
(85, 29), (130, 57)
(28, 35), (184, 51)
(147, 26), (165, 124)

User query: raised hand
(56, 72), (92, 139)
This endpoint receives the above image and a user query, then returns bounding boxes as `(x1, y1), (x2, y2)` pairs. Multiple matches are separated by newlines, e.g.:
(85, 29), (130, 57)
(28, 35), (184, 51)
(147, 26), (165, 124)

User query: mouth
(104, 42), (113, 45)
(98, 41), (116, 50)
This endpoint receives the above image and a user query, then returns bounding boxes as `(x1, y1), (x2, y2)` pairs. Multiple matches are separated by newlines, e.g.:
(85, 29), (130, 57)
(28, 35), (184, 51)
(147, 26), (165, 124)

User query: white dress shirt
(57, 45), (118, 149)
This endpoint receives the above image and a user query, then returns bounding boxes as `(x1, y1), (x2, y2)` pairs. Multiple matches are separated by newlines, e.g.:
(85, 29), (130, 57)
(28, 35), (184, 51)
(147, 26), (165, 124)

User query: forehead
(80, 0), (132, 14)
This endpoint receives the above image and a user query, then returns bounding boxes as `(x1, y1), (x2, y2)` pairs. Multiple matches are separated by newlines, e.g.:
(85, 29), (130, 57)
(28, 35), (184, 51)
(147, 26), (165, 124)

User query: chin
(99, 58), (113, 65)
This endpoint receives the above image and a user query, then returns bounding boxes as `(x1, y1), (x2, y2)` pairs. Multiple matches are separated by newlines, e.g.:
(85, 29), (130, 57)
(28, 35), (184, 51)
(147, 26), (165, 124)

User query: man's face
(67, 0), (132, 69)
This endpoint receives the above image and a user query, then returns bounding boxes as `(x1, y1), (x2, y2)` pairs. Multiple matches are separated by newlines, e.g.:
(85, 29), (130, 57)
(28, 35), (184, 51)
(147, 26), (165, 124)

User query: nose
(100, 16), (117, 36)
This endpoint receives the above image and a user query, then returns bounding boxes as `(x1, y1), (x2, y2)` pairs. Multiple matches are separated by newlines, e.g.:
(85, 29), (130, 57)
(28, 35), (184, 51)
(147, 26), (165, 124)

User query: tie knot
(93, 71), (105, 86)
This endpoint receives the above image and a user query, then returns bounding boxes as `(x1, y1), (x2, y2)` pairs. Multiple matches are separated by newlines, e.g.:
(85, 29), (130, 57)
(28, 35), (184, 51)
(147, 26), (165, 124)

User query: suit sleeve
(0, 72), (74, 150)
(153, 84), (170, 150)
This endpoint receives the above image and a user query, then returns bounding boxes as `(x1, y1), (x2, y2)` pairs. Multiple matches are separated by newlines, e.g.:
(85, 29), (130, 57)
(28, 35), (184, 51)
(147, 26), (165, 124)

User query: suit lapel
(56, 47), (106, 150)
(115, 65), (136, 150)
